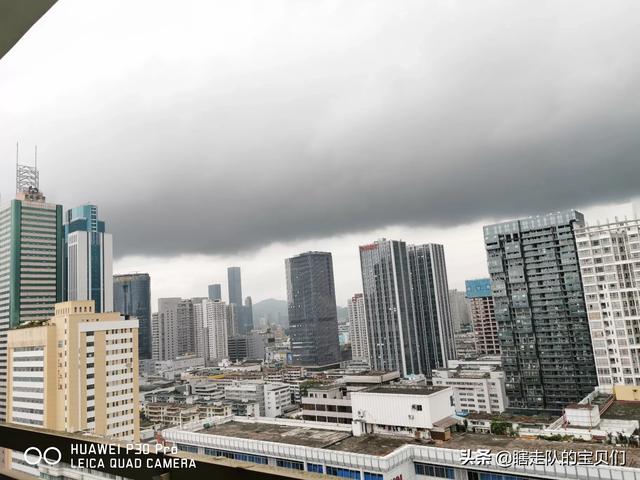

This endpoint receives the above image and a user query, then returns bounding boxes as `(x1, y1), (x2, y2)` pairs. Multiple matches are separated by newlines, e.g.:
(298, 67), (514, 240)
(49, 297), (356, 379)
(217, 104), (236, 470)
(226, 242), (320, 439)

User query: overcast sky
(1, 0), (640, 308)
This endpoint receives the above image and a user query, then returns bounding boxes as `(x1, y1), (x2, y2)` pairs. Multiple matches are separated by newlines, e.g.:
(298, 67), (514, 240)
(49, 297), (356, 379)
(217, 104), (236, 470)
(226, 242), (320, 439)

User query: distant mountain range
(252, 299), (348, 328)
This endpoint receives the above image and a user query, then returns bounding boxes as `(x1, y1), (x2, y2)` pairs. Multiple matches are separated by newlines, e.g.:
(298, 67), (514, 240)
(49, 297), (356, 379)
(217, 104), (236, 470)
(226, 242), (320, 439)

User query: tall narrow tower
(64, 204), (113, 312)
(0, 163), (63, 420)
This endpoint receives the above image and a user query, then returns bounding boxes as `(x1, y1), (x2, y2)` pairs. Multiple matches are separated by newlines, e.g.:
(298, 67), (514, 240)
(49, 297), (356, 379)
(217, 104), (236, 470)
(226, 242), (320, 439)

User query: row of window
(415, 462), (455, 479)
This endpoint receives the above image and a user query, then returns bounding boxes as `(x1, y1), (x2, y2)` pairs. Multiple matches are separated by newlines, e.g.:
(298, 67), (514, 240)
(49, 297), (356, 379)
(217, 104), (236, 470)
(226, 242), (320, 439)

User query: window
(307, 463), (323, 473)
(364, 473), (383, 480)
(415, 463), (455, 479)
(276, 459), (303, 470)
(326, 466), (360, 479)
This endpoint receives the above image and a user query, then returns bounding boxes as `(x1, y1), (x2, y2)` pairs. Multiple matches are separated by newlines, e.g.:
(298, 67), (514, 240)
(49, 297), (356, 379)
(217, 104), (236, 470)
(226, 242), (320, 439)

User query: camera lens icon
(23, 447), (62, 466)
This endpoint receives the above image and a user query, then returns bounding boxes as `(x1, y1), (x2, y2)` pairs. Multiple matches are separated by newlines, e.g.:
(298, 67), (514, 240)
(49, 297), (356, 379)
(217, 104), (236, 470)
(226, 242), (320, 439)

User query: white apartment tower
(347, 293), (370, 363)
(576, 218), (640, 387)
(202, 299), (228, 361)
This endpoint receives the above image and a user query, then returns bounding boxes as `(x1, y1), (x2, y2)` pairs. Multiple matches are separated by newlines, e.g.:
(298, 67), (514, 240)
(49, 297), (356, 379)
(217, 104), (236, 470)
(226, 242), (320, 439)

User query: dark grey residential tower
(285, 251), (341, 366)
(407, 243), (457, 376)
(227, 267), (243, 306)
(484, 210), (597, 414)
(113, 273), (151, 359)
(208, 283), (222, 301)
(359, 239), (455, 377)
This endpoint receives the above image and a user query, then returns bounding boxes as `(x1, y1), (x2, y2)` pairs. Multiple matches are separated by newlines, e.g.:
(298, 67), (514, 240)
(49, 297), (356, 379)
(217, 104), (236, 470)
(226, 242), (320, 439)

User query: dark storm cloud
(2, 0), (640, 257)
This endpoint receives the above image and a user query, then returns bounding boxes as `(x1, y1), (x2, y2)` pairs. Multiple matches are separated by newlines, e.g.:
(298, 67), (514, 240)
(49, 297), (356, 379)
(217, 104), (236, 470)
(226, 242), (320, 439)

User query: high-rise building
(242, 296), (254, 334)
(154, 298), (196, 360)
(359, 240), (415, 375)
(64, 204), (113, 313)
(359, 239), (455, 377)
(208, 284), (222, 301)
(6, 300), (140, 442)
(465, 278), (500, 356)
(199, 299), (228, 361)
(348, 293), (370, 363)
(575, 218), (640, 388)
(407, 243), (457, 376)
(227, 267), (243, 306)
(484, 210), (597, 413)
(0, 166), (63, 420)
(285, 252), (340, 366)
(449, 289), (473, 333)
(113, 273), (152, 360)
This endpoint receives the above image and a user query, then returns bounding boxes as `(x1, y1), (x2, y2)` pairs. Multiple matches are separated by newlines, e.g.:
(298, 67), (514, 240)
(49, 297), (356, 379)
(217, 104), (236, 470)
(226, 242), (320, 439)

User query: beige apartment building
(6, 300), (140, 442)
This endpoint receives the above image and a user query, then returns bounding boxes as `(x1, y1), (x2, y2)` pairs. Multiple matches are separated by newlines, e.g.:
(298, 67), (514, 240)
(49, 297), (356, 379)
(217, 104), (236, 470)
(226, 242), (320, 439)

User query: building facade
(449, 289), (473, 333)
(465, 278), (500, 356)
(575, 219), (640, 387)
(64, 204), (113, 313)
(227, 267), (243, 306)
(407, 243), (457, 376)
(484, 210), (597, 413)
(0, 180), (63, 421)
(285, 252), (341, 366)
(432, 360), (507, 414)
(347, 293), (370, 363)
(113, 273), (152, 360)
(208, 284), (222, 301)
(359, 239), (455, 377)
(154, 298), (197, 361)
(6, 300), (140, 442)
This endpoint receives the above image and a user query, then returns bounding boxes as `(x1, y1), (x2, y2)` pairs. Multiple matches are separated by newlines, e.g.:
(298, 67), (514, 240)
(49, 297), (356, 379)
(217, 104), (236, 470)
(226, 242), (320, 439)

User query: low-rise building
(432, 360), (507, 414)
(301, 385), (353, 425)
(145, 403), (200, 426)
(351, 385), (456, 440)
(264, 383), (292, 417)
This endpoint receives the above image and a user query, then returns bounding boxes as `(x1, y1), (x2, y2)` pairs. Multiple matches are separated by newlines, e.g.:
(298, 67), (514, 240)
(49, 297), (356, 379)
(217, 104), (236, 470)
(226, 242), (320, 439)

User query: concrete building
(154, 298), (197, 361)
(351, 385), (456, 439)
(225, 381), (266, 416)
(454, 331), (478, 360)
(484, 210), (597, 413)
(359, 239), (455, 377)
(264, 383), (292, 417)
(301, 385), (353, 425)
(6, 300), (140, 442)
(64, 204), (113, 314)
(285, 252), (341, 367)
(347, 293), (369, 363)
(432, 360), (507, 414)
(201, 299), (229, 362)
(449, 288), (473, 333)
(113, 273), (151, 359)
(575, 219), (640, 387)
(0, 173), (63, 421)
(465, 278), (500, 356)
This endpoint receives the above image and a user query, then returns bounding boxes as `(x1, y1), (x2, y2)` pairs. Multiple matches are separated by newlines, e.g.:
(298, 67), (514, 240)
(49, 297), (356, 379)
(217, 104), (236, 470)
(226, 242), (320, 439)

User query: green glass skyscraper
(0, 168), (63, 420)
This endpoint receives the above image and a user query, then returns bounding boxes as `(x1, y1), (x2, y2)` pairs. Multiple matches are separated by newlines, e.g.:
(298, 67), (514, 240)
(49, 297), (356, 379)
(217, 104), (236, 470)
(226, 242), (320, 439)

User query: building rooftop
(468, 412), (558, 424)
(195, 420), (640, 465)
(601, 401), (640, 421)
(327, 434), (434, 456)
(363, 385), (448, 396)
(198, 421), (351, 448)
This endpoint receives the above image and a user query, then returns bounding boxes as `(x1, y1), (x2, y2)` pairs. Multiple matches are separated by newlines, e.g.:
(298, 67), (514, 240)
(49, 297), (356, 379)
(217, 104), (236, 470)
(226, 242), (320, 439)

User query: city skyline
(2, 1), (640, 308)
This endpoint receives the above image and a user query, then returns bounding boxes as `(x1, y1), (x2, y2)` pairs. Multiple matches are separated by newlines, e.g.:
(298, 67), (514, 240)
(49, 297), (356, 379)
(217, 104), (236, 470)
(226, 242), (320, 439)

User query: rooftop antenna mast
(16, 142), (40, 194)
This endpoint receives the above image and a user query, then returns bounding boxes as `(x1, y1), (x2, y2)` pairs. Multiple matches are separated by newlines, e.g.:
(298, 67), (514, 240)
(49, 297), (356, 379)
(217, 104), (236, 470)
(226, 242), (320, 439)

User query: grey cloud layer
(1, 0), (639, 257)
